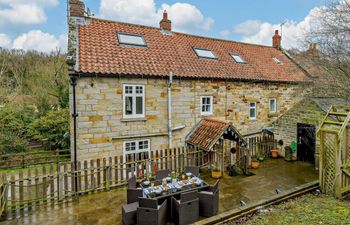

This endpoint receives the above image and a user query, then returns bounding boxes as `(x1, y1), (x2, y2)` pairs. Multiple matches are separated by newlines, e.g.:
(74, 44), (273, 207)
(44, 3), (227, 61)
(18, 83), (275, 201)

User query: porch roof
(185, 117), (246, 151)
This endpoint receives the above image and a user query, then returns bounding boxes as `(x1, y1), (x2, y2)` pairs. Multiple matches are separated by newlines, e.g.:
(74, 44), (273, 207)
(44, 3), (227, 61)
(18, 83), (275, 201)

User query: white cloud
(0, 0), (59, 27)
(0, 0), (58, 6)
(99, 0), (214, 33)
(0, 33), (11, 48)
(12, 30), (66, 53)
(0, 3), (47, 26)
(234, 20), (262, 36)
(234, 7), (322, 49)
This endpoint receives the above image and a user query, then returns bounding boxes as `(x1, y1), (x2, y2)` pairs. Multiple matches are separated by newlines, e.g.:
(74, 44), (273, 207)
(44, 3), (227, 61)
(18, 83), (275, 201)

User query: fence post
(106, 166), (110, 191)
(19, 171), (23, 209)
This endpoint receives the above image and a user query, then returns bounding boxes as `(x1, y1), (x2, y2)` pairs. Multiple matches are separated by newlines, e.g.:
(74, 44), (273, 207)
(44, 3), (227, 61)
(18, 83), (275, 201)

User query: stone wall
(69, 77), (307, 161)
(272, 98), (326, 168)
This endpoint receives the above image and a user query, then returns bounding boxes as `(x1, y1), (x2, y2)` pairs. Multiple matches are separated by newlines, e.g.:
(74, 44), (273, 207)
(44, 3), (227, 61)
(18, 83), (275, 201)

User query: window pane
(118, 33), (146, 46)
(136, 86), (143, 94)
(250, 102), (256, 107)
(136, 96), (143, 114)
(270, 100), (275, 111)
(194, 48), (216, 59)
(231, 54), (246, 63)
(125, 86), (133, 94)
(206, 105), (211, 112)
(125, 96), (133, 115)
(250, 108), (255, 118)
(139, 141), (144, 150)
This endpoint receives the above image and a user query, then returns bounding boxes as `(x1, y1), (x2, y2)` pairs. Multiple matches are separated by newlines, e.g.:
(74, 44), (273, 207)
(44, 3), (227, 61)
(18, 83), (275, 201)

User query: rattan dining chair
(198, 179), (219, 217)
(156, 169), (171, 180)
(171, 190), (199, 225)
(127, 188), (143, 204)
(122, 177), (143, 225)
(185, 166), (200, 177)
(137, 198), (167, 225)
(128, 175), (137, 189)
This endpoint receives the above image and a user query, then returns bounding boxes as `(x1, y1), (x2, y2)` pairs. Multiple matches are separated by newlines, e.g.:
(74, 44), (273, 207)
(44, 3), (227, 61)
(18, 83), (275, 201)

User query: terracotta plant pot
(271, 149), (279, 158)
(211, 170), (222, 178)
(251, 160), (259, 169)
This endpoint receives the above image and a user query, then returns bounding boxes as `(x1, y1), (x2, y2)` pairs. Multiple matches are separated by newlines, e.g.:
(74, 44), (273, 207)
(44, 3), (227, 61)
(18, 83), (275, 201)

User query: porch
(0, 158), (318, 225)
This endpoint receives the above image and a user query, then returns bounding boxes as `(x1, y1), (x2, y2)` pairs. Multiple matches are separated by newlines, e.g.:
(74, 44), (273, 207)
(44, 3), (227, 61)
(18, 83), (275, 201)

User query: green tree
(29, 108), (70, 150)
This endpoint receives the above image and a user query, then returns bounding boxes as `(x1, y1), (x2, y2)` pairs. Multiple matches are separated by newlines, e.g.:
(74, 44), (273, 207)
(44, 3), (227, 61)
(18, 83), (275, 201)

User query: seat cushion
(122, 202), (139, 213)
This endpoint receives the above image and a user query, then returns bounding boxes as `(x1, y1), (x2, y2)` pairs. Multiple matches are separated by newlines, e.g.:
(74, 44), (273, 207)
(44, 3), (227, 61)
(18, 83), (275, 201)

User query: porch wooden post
(335, 134), (342, 198)
(222, 140), (224, 173)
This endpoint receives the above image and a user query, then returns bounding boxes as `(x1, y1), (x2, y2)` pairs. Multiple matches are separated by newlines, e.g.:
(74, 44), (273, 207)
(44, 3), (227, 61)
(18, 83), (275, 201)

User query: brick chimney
(308, 43), (318, 56)
(69, 0), (85, 17)
(272, 30), (281, 49)
(160, 11), (172, 31)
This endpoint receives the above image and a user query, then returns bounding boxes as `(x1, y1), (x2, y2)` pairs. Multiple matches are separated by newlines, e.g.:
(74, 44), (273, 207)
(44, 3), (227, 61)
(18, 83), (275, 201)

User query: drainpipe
(70, 75), (78, 193)
(168, 71), (173, 149)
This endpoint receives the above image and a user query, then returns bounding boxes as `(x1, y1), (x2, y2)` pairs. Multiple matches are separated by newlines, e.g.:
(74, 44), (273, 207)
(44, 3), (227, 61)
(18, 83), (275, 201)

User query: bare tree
(304, 0), (350, 99)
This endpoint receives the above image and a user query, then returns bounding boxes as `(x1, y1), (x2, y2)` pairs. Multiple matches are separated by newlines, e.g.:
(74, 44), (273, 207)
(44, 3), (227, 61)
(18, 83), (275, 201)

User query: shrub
(29, 108), (70, 149)
(0, 105), (36, 153)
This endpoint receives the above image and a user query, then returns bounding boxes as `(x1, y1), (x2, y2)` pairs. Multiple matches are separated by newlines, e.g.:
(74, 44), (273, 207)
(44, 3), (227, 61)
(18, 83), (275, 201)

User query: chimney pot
(308, 43), (318, 56)
(69, 0), (85, 17)
(272, 29), (281, 49)
(160, 10), (172, 32)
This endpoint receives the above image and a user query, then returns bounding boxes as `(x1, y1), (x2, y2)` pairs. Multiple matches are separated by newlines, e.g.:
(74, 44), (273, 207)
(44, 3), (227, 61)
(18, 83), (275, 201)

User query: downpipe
(168, 71), (173, 149)
(70, 75), (79, 194)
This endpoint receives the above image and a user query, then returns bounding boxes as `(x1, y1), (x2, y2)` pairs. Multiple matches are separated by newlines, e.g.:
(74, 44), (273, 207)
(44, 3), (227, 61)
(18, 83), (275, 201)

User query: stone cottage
(67, 0), (311, 163)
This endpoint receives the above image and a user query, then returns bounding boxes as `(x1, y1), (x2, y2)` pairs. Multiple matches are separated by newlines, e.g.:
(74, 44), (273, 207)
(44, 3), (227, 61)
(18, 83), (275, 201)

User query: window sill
(268, 112), (278, 117)
(121, 117), (147, 122)
(201, 114), (213, 117)
(249, 118), (257, 122)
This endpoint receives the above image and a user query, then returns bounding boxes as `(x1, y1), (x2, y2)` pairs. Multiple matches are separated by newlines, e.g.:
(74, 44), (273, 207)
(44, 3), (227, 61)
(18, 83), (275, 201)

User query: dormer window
(193, 47), (217, 59)
(117, 33), (147, 47)
(273, 57), (282, 64)
(230, 53), (246, 64)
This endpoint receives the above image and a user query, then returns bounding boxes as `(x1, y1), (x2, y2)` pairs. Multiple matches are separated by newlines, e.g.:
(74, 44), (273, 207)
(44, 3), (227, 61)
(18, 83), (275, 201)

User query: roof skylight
(272, 57), (282, 64)
(193, 48), (217, 59)
(117, 33), (147, 47)
(230, 53), (246, 64)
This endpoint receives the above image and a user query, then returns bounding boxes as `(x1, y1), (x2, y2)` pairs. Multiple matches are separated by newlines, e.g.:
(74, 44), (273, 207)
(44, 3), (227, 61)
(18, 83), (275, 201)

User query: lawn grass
(229, 194), (350, 225)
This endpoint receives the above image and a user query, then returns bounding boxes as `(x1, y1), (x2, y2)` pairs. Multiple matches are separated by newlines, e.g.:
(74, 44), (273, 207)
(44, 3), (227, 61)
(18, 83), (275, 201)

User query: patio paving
(0, 158), (318, 225)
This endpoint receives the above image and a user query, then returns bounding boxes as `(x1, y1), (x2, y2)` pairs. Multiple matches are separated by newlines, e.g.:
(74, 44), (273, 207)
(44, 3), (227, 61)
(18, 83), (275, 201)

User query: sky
(0, 0), (329, 53)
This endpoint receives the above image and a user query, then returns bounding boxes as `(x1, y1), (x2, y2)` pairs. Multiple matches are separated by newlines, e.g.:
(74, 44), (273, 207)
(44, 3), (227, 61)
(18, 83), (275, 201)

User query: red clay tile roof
(186, 117), (246, 151)
(77, 17), (310, 82)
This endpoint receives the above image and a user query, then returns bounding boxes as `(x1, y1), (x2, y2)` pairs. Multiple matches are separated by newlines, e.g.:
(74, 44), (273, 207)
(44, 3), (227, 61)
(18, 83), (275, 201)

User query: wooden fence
(0, 146), (207, 213)
(0, 150), (70, 169)
(245, 135), (278, 157)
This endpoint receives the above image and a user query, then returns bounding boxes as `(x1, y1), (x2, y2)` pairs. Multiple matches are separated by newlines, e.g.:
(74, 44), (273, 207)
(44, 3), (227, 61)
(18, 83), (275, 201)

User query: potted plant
(271, 149), (279, 158)
(211, 162), (222, 178)
(251, 156), (260, 169)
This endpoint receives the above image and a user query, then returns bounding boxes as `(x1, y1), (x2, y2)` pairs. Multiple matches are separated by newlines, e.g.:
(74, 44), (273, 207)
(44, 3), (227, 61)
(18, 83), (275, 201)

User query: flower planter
(211, 170), (222, 178)
(251, 160), (259, 169)
(271, 149), (279, 158)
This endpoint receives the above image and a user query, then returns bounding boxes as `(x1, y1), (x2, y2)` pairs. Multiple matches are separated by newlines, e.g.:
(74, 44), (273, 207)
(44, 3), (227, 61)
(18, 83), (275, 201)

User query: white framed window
(200, 96), (213, 115)
(230, 53), (246, 64)
(123, 84), (145, 118)
(249, 102), (257, 120)
(272, 57), (283, 64)
(123, 139), (151, 178)
(117, 33), (147, 47)
(123, 139), (150, 154)
(269, 98), (277, 113)
(193, 47), (217, 59)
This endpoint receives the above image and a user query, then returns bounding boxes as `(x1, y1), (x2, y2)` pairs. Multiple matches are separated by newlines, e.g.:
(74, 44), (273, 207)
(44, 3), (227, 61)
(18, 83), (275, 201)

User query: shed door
(297, 123), (315, 163)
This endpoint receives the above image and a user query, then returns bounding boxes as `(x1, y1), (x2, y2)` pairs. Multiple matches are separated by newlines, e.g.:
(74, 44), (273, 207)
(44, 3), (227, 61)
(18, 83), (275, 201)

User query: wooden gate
(318, 105), (350, 198)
